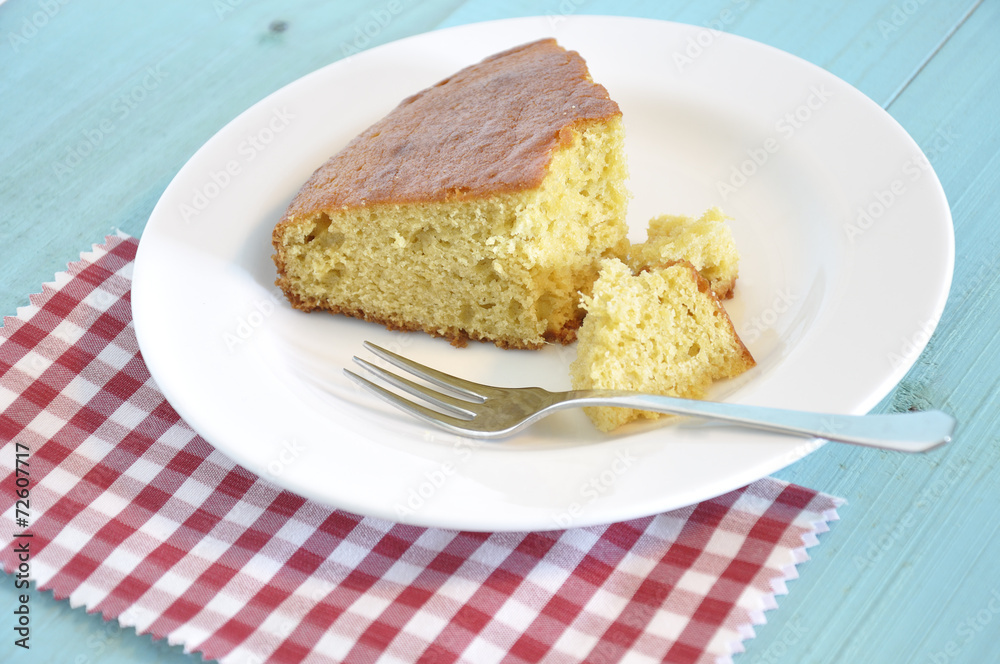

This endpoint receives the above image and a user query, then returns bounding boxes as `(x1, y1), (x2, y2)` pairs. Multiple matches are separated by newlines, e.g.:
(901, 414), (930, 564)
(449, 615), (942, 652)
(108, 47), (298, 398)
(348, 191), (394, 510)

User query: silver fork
(344, 342), (955, 452)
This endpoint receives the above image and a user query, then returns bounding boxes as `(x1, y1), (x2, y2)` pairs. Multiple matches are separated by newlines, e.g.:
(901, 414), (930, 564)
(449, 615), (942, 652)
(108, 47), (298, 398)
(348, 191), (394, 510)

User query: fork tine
(344, 369), (479, 430)
(362, 342), (491, 401)
(351, 358), (478, 419)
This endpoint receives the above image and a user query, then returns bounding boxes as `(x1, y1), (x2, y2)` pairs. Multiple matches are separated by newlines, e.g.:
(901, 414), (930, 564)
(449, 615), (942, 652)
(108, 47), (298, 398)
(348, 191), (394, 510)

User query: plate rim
(133, 15), (955, 531)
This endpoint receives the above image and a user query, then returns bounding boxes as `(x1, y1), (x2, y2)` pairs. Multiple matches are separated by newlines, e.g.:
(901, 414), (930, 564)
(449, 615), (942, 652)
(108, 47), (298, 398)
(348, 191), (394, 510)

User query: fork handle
(568, 391), (955, 452)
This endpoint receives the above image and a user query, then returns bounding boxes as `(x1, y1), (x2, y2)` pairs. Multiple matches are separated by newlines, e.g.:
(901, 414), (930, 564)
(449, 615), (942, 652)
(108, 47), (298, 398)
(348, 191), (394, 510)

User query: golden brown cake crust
(279, 38), (621, 219)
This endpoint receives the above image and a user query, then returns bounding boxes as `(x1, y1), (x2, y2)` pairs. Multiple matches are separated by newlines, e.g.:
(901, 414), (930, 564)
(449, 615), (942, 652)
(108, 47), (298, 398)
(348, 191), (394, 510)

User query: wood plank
(0, 0), (995, 663)
(1, 0), (468, 317)
(0, 0), (975, 316)
(436, 0), (981, 105)
(763, 1), (1000, 661)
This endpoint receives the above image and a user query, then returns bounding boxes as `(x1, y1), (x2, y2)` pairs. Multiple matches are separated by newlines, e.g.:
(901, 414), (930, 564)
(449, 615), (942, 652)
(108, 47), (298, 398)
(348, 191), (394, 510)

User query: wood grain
(1, 0), (996, 662)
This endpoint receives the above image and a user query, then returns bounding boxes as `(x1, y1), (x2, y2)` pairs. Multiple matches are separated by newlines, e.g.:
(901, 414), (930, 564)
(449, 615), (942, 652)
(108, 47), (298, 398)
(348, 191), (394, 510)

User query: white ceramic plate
(133, 16), (953, 531)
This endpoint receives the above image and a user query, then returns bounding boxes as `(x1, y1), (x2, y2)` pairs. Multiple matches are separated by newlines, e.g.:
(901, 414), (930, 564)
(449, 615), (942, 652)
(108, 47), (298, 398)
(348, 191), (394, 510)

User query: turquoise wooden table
(2, 0), (998, 662)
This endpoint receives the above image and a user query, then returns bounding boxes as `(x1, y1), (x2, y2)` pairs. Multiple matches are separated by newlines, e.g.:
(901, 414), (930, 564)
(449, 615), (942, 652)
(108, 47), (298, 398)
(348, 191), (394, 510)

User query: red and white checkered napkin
(0, 235), (843, 664)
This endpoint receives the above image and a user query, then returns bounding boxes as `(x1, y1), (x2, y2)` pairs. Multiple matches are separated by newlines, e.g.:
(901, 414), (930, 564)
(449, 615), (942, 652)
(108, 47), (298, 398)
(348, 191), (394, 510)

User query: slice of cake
(570, 258), (755, 432)
(628, 207), (740, 299)
(272, 39), (630, 349)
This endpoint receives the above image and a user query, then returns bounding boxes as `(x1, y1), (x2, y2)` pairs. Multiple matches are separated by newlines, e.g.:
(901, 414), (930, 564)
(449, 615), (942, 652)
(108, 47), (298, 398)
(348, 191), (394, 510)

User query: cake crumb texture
(628, 207), (740, 299)
(272, 39), (629, 349)
(570, 258), (755, 432)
